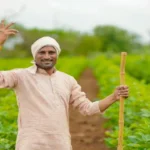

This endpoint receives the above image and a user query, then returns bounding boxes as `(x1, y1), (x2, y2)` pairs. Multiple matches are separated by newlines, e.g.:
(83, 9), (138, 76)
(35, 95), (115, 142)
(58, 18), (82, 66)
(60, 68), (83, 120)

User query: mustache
(41, 59), (53, 61)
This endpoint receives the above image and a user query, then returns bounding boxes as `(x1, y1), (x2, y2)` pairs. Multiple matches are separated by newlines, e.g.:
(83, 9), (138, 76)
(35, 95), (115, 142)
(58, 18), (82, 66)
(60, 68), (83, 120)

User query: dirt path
(69, 68), (110, 150)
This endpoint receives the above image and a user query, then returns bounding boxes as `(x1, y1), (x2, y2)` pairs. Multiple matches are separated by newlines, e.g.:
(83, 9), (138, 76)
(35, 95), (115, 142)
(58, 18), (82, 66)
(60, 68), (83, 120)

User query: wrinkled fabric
(0, 65), (101, 150)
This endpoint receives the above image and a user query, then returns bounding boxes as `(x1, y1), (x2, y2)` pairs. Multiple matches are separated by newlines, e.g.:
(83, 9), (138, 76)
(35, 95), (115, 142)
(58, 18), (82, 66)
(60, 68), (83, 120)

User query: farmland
(0, 54), (150, 150)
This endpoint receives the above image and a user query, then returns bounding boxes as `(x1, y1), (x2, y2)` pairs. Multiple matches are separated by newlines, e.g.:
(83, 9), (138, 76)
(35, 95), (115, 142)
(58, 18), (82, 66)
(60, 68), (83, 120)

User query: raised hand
(0, 20), (19, 45)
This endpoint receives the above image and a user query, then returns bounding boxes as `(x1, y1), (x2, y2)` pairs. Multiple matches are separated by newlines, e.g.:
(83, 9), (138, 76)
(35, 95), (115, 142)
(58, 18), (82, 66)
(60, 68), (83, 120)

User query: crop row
(89, 56), (150, 149)
(110, 54), (150, 84)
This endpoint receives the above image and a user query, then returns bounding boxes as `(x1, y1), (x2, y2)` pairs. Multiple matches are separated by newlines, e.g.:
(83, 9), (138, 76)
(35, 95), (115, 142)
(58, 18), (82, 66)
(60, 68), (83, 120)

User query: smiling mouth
(43, 61), (53, 65)
(42, 61), (52, 63)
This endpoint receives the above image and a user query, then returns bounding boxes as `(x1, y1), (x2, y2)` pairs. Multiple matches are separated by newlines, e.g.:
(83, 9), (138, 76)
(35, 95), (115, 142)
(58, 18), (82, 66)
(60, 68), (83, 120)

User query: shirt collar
(27, 65), (57, 75)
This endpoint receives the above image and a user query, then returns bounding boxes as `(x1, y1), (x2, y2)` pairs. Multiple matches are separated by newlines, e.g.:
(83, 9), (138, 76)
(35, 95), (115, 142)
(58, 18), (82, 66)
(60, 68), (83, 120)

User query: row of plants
(0, 57), (87, 150)
(109, 54), (150, 84)
(89, 55), (150, 150)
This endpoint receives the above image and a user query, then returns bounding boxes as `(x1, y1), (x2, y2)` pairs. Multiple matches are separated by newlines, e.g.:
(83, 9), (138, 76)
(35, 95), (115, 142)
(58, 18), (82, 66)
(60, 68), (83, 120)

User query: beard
(36, 60), (55, 70)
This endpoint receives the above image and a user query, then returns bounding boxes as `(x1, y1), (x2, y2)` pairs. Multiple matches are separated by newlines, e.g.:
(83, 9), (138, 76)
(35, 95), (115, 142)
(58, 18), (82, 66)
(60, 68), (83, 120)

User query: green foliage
(1, 23), (144, 58)
(10, 24), (83, 57)
(56, 56), (87, 78)
(0, 92), (18, 150)
(74, 34), (102, 55)
(1, 55), (150, 149)
(93, 25), (142, 53)
(89, 55), (150, 149)
(142, 44), (150, 54)
(110, 54), (150, 84)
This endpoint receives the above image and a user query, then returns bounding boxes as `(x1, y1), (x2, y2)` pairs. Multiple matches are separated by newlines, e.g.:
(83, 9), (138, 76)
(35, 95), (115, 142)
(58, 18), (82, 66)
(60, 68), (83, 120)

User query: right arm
(0, 20), (19, 88)
(0, 70), (18, 89)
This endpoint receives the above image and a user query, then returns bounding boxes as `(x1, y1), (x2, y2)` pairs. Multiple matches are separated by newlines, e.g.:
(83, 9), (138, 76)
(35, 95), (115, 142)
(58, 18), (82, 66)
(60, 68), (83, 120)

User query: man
(0, 20), (129, 150)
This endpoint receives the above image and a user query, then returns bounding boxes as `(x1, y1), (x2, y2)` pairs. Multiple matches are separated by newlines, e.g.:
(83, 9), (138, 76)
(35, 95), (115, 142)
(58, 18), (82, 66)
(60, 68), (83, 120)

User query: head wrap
(31, 36), (61, 59)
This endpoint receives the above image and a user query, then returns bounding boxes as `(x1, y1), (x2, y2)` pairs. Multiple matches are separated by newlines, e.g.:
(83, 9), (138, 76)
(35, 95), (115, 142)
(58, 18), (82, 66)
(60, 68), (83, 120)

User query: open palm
(0, 20), (18, 45)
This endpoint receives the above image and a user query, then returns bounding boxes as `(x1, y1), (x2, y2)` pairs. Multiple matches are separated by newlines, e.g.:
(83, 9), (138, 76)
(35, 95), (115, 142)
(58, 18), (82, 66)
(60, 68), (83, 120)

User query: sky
(0, 0), (150, 43)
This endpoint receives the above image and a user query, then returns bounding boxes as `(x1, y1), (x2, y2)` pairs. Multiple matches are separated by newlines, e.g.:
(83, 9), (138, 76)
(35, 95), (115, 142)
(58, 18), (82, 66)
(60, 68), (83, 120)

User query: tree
(93, 25), (142, 53)
(75, 34), (102, 55)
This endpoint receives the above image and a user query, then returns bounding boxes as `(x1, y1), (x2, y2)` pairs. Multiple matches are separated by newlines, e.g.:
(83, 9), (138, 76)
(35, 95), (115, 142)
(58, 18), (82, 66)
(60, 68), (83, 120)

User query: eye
(39, 51), (45, 54)
(49, 51), (56, 54)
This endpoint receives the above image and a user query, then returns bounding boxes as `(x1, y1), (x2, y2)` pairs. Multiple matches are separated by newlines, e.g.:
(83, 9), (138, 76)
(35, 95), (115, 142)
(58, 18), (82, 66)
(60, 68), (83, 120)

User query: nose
(44, 52), (51, 59)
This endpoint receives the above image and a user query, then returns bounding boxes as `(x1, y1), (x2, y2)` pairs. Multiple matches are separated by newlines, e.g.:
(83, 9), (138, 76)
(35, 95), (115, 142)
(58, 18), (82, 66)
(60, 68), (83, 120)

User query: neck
(35, 63), (55, 75)
(45, 68), (55, 75)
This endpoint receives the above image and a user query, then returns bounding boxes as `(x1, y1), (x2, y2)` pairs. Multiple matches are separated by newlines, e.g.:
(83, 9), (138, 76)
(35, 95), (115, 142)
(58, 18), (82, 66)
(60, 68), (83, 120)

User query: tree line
(1, 23), (148, 58)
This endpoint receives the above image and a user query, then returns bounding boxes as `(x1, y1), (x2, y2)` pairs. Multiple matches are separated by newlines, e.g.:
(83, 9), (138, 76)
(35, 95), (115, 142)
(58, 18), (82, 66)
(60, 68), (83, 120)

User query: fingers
(5, 22), (15, 29)
(117, 85), (128, 90)
(0, 20), (17, 30)
(120, 92), (129, 98)
(0, 20), (19, 36)
(7, 29), (19, 33)
(6, 31), (18, 36)
(116, 85), (129, 98)
(6, 29), (19, 35)
(0, 20), (5, 28)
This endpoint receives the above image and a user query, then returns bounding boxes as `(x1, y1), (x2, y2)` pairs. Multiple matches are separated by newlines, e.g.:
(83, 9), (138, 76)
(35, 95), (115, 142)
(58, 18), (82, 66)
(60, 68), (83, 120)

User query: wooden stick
(117, 52), (127, 150)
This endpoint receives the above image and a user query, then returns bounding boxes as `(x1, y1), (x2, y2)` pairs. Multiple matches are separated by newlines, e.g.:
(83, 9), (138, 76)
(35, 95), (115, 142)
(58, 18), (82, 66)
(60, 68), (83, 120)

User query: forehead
(39, 46), (56, 52)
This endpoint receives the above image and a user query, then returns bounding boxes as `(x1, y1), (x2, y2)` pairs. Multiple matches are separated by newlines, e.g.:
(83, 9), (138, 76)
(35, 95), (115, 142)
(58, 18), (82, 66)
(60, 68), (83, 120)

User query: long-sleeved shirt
(0, 65), (101, 150)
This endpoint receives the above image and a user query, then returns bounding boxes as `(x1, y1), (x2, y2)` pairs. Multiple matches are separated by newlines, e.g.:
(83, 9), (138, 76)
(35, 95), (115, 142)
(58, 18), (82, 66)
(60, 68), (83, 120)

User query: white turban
(31, 36), (61, 59)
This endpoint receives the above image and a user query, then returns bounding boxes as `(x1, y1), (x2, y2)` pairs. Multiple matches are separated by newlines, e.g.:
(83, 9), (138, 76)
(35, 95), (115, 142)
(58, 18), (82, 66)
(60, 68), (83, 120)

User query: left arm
(69, 76), (129, 116)
(69, 77), (100, 116)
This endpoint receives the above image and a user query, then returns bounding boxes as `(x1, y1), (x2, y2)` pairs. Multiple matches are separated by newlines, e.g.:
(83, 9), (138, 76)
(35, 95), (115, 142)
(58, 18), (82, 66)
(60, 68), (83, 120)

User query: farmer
(0, 20), (129, 150)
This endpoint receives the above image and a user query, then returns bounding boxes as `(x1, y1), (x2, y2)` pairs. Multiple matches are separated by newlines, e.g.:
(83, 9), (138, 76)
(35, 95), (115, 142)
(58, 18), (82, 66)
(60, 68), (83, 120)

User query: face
(35, 46), (57, 70)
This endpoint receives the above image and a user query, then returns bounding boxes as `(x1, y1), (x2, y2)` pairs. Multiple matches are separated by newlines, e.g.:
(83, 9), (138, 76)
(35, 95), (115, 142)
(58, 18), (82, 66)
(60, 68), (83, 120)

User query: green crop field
(89, 55), (150, 149)
(0, 55), (150, 150)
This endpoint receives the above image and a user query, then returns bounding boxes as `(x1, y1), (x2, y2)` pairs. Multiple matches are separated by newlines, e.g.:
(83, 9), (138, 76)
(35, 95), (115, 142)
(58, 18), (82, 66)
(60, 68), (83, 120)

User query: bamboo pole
(117, 52), (127, 150)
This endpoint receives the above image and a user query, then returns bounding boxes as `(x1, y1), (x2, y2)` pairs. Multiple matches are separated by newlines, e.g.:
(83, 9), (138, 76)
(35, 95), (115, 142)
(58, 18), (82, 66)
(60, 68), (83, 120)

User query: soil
(69, 68), (110, 150)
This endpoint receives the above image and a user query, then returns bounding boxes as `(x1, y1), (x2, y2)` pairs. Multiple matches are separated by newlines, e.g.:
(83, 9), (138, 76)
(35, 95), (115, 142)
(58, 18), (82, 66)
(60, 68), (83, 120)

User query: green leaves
(89, 55), (150, 149)
(1, 55), (150, 149)
(112, 54), (150, 84)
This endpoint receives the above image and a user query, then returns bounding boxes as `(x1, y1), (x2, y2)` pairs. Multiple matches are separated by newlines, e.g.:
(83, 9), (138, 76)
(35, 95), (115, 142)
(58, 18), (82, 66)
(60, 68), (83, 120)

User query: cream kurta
(0, 65), (101, 150)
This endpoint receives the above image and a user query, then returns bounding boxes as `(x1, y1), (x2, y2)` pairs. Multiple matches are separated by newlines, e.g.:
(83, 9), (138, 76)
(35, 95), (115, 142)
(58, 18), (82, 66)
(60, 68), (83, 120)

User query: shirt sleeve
(0, 70), (19, 89)
(69, 76), (101, 116)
